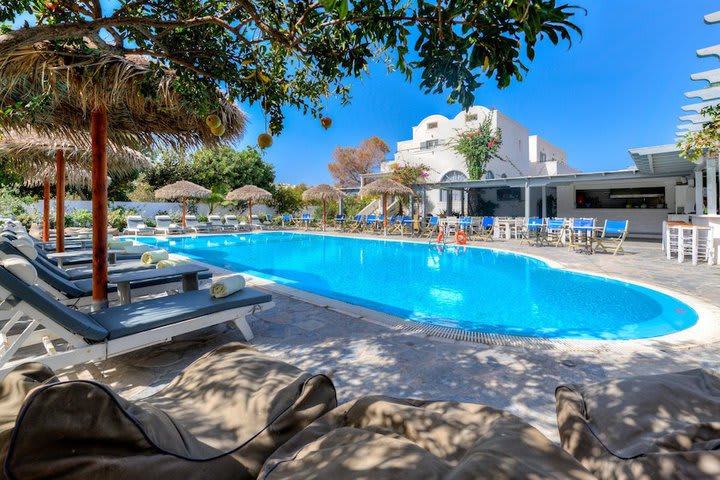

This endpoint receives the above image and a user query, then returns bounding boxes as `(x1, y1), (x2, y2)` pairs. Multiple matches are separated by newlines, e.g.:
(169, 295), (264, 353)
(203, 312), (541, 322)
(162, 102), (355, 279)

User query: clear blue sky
(236, 0), (719, 184)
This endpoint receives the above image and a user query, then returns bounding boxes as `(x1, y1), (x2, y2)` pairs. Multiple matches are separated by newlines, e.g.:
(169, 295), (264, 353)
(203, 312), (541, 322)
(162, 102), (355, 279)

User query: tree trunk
(55, 149), (65, 252)
(42, 178), (50, 242)
(91, 106), (108, 311)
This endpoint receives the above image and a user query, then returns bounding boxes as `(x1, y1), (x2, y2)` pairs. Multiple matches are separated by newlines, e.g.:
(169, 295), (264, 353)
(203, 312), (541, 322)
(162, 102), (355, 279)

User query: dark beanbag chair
(1, 343), (337, 479)
(258, 395), (595, 479)
(556, 369), (720, 479)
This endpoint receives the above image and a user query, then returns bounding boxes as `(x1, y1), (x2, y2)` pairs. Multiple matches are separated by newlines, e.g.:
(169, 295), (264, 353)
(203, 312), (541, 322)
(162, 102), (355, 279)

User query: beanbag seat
(1, 343), (337, 479)
(258, 395), (595, 480)
(556, 369), (720, 479)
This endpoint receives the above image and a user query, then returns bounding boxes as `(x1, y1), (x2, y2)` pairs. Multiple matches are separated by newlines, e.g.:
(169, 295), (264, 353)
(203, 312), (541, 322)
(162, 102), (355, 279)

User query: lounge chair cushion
(258, 395), (595, 479)
(0, 267), (109, 341)
(89, 287), (271, 339)
(556, 369), (720, 479)
(2, 343), (337, 480)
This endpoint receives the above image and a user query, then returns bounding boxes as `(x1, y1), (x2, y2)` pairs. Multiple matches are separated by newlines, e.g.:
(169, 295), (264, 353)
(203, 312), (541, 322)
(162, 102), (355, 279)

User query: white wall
(31, 200), (276, 220)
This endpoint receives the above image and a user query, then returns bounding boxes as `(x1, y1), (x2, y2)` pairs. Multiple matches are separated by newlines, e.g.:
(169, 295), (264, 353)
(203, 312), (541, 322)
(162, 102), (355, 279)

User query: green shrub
(143, 218), (157, 228)
(198, 214), (208, 222)
(0, 186), (33, 218)
(108, 205), (140, 231)
(15, 213), (39, 230)
(68, 209), (93, 227)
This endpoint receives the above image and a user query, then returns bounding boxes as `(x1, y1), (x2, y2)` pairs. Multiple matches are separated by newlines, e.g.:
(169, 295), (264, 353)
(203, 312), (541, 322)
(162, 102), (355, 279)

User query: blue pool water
(136, 232), (698, 340)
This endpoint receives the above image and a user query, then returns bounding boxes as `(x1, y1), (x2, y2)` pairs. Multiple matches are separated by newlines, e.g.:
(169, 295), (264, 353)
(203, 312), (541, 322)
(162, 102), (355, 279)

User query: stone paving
(85, 235), (720, 443)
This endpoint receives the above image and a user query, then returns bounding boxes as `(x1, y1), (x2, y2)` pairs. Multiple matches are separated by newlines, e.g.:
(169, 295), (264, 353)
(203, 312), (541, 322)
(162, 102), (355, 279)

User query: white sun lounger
(208, 215), (235, 232)
(154, 215), (184, 235)
(125, 216), (155, 236)
(184, 215), (211, 233)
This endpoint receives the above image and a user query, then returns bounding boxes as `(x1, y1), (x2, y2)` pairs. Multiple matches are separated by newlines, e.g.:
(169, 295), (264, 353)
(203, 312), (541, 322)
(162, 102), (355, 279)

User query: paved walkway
(90, 236), (719, 443)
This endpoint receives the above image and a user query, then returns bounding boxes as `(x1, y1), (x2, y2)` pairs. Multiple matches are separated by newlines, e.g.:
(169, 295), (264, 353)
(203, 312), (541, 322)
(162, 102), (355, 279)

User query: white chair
(184, 215), (210, 233)
(154, 215), (184, 235)
(124, 216), (155, 236)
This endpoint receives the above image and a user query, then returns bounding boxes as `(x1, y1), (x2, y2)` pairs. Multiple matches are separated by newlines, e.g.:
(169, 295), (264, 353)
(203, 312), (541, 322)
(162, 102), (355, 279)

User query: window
(427, 122), (438, 129)
(539, 152), (547, 163)
(439, 171), (467, 202)
(500, 173), (507, 179)
(575, 187), (666, 209)
(484, 171), (495, 180)
(496, 187), (521, 201)
(420, 139), (439, 150)
(465, 113), (478, 122)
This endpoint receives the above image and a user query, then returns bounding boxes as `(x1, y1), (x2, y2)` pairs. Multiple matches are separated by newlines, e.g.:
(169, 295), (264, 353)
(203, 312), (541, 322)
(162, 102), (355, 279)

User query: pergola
(676, 9), (720, 217)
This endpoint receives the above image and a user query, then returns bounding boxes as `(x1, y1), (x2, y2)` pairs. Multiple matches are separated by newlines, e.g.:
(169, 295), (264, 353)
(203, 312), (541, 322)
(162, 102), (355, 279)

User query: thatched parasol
(226, 185), (273, 226)
(303, 184), (346, 231)
(359, 178), (413, 235)
(0, 42), (246, 148)
(0, 131), (151, 177)
(155, 181), (211, 227)
(0, 130), (149, 242)
(0, 41), (245, 309)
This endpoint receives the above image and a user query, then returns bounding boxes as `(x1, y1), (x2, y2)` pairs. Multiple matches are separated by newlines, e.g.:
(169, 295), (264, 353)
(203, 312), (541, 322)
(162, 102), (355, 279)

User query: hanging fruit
(211, 124), (226, 137)
(258, 133), (273, 149)
(320, 117), (333, 130)
(205, 114), (221, 129)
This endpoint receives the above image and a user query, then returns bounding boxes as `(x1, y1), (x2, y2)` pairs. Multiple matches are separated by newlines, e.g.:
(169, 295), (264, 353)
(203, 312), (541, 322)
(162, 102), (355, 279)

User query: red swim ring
(456, 231), (468, 245)
(437, 232), (444, 244)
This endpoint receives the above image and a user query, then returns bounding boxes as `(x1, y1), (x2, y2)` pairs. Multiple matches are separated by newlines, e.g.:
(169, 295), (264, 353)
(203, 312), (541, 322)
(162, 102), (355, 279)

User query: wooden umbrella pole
(182, 197), (187, 227)
(323, 200), (326, 232)
(249, 200), (253, 227)
(42, 177), (50, 242)
(91, 106), (109, 311)
(383, 194), (388, 236)
(55, 149), (65, 252)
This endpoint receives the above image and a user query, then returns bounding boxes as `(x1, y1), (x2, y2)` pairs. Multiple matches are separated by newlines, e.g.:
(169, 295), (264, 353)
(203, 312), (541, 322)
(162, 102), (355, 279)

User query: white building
(377, 106), (579, 216)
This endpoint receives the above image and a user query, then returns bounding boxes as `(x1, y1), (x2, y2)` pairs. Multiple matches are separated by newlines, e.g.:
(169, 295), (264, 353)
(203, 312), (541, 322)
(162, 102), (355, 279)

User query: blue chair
(424, 217), (439, 238)
(348, 215), (364, 232)
(568, 218), (596, 252)
(281, 214), (293, 228)
(334, 214), (346, 229)
(594, 220), (629, 255)
(545, 218), (567, 247)
(522, 218), (545, 245)
(301, 214), (314, 230)
(364, 215), (377, 231)
(475, 217), (495, 241)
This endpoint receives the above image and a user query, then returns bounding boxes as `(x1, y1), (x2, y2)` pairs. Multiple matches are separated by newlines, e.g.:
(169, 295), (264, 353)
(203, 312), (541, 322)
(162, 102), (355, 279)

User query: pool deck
(83, 233), (720, 443)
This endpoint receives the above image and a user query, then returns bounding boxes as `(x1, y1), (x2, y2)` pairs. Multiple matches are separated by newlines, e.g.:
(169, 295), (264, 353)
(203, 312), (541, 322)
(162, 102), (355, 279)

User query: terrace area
(90, 235), (720, 443)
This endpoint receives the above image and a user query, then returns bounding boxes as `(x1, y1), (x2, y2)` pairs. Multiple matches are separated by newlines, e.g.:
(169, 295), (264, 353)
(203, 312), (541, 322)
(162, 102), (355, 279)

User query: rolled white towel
(141, 249), (169, 265)
(108, 240), (128, 250)
(210, 274), (246, 298)
(0, 256), (38, 285)
(156, 254), (193, 269)
(123, 244), (153, 254)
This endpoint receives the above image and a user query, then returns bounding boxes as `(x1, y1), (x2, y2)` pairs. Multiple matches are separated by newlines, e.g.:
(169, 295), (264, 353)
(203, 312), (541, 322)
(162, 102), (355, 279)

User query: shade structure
(359, 178), (413, 235)
(226, 186), (273, 227)
(0, 42), (246, 148)
(0, 131), (151, 177)
(0, 41), (245, 310)
(155, 181), (212, 227)
(303, 184), (346, 231)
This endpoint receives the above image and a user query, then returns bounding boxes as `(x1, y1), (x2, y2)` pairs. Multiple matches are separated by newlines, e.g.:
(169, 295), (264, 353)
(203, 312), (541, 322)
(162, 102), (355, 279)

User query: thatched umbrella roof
(18, 164), (110, 188)
(155, 180), (212, 200)
(0, 130), (150, 177)
(302, 184), (346, 202)
(0, 42), (246, 148)
(226, 185), (273, 202)
(359, 178), (413, 197)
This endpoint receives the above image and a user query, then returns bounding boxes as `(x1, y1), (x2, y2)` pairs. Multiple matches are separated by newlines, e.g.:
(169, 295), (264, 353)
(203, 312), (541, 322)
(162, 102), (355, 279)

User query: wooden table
(108, 264), (209, 305)
(47, 249), (123, 268)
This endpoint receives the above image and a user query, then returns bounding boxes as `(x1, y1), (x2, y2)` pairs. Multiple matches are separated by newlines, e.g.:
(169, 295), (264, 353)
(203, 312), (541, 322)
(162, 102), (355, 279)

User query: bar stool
(677, 226), (713, 265)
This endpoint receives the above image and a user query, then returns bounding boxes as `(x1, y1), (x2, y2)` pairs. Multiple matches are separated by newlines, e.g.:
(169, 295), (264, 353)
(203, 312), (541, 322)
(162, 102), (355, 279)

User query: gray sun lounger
(0, 259), (274, 377)
(125, 216), (156, 236)
(0, 242), (211, 308)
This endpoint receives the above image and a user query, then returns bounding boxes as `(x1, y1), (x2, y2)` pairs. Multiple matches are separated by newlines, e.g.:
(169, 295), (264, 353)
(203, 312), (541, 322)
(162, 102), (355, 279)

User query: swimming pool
(136, 232), (697, 340)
